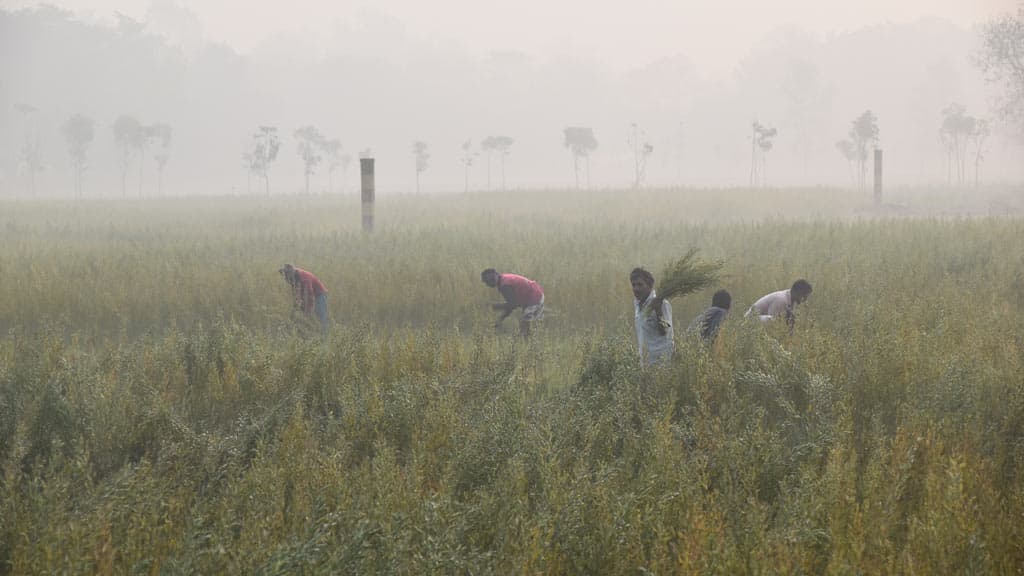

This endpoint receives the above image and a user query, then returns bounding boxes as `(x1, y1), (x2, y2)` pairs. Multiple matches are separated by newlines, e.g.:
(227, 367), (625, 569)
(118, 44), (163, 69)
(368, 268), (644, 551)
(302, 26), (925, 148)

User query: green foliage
(657, 248), (724, 301)
(1, 187), (1023, 573)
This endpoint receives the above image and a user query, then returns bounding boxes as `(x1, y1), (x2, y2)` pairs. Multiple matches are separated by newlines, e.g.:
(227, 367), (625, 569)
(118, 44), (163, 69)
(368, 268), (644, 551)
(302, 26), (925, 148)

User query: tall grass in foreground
(1, 187), (1023, 573)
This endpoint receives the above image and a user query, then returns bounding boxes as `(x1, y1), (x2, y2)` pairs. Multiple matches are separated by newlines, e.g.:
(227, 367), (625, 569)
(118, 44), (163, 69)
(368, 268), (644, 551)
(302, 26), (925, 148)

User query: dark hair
(791, 279), (812, 295)
(712, 289), (731, 309)
(279, 263), (296, 283)
(481, 268), (498, 281)
(629, 267), (654, 286)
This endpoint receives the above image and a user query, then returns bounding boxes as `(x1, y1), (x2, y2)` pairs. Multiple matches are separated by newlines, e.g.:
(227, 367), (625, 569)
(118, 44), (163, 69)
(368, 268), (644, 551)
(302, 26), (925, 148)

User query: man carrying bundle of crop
(633, 250), (723, 366)
(481, 268), (544, 337)
(631, 267), (675, 366)
(689, 289), (731, 346)
(745, 279), (812, 332)
(279, 263), (329, 333)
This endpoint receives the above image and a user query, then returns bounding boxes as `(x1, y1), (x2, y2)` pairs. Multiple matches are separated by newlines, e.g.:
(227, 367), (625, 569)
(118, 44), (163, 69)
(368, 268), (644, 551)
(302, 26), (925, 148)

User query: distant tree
(848, 110), (880, 190)
(749, 121), (777, 187)
(970, 119), (990, 187)
(242, 148), (259, 195)
(339, 153), (353, 192)
(412, 141), (430, 193)
(321, 138), (343, 194)
(294, 125), (324, 195)
(113, 115), (142, 197)
(628, 123), (654, 189)
(835, 139), (857, 186)
(460, 139), (477, 193)
(977, 7), (1024, 135)
(939, 103), (976, 185)
(149, 123), (172, 196)
(61, 114), (94, 198)
(134, 125), (155, 197)
(480, 135), (514, 191)
(15, 103), (44, 196)
(243, 126), (280, 196)
(563, 127), (598, 189)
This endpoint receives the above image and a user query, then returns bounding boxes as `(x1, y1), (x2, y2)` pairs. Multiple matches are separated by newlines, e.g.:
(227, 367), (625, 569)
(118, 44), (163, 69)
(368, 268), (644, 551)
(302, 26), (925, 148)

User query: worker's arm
(493, 302), (516, 326)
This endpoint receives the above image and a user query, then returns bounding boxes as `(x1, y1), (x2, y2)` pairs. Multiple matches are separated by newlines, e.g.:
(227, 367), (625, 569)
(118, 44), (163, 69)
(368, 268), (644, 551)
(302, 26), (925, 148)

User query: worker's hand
(656, 318), (670, 336)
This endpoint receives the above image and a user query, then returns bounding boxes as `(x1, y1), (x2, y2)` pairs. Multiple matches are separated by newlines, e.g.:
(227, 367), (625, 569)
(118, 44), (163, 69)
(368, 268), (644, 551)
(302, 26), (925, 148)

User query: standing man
(690, 289), (731, 345)
(745, 279), (812, 331)
(279, 263), (329, 333)
(631, 267), (674, 367)
(481, 268), (544, 337)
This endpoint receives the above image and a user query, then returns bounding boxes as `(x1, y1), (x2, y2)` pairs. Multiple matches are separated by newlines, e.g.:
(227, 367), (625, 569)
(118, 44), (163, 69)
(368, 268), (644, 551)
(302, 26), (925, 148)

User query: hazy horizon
(1, 1), (1022, 196)
(6, 0), (1016, 75)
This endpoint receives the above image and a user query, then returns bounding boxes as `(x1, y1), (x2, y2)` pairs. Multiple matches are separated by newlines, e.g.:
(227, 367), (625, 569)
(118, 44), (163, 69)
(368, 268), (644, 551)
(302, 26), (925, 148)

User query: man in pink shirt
(279, 263), (329, 333)
(481, 268), (544, 337)
(745, 279), (812, 332)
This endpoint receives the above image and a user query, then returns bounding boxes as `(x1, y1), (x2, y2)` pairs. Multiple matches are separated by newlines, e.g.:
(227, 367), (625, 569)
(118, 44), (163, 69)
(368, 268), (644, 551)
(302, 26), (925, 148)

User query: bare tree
(413, 141), (430, 193)
(563, 127), (598, 189)
(628, 123), (654, 189)
(977, 7), (1024, 135)
(750, 121), (777, 187)
(294, 125), (324, 195)
(481, 135), (514, 190)
(848, 110), (880, 190)
(150, 123), (172, 196)
(113, 115), (141, 198)
(339, 153), (353, 193)
(62, 114), (94, 198)
(970, 119), (990, 187)
(939, 103), (976, 185)
(460, 139), (477, 193)
(243, 126), (280, 196)
(15, 103), (44, 196)
(321, 139), (343, 194)
(835, 139), (857, 186)
(134, 125), (155, 197)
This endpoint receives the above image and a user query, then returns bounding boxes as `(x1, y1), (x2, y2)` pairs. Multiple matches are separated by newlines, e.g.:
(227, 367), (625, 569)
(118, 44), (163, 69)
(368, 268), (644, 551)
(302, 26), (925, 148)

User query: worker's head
(481, 268), (500, 288)
(630, 267), (655, 301)
(791, 279), (813, 304)
(712, 289), (732, 310)
(279, 263), (296, 284)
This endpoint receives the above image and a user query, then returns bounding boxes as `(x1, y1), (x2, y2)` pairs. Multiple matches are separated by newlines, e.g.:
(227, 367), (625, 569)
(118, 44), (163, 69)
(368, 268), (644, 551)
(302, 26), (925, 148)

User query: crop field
(2, 185), (1024, 573)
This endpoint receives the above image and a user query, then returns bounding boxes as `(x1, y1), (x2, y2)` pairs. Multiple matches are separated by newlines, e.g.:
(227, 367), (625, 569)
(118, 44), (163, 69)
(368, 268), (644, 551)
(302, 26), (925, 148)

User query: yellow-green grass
(1, 186), (1023, 573)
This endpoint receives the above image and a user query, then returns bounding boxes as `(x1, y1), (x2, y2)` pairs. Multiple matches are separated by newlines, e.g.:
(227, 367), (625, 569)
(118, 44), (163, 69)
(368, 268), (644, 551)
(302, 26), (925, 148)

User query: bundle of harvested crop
(657, 249), (723, 301)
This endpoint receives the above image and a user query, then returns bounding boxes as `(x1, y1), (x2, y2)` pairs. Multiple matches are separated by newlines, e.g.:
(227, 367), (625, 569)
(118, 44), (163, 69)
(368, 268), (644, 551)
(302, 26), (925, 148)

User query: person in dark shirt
(690, 289), (731, 345)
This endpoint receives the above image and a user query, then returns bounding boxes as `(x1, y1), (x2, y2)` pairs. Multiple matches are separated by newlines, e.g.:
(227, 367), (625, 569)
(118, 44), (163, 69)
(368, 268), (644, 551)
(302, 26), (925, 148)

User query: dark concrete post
(360, 158), (375, 232)
(873, 149), (883, 206)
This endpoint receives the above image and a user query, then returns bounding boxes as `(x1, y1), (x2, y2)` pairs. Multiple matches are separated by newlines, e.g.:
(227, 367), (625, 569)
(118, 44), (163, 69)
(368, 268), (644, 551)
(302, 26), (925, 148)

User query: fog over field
(1, 0), (1021, 196)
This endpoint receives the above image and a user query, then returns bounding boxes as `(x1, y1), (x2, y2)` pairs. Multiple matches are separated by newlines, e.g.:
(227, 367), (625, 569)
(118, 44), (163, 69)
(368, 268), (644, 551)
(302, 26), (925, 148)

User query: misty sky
(7, 0), (1017, 74)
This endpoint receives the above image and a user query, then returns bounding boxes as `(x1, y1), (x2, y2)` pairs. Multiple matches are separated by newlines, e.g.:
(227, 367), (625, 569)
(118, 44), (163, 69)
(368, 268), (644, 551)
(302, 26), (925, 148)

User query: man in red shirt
(279, 263), (329, 333)
(481, 268), (544, 337)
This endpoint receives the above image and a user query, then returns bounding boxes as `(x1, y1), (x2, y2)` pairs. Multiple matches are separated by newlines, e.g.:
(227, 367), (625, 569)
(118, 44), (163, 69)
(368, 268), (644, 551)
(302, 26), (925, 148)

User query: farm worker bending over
(279, 263), (329, 333)
(745, 279), (812, 332)
(689, 289), (731, 346)
(631, 267), (674, 367)
(481, 268), (544, 337)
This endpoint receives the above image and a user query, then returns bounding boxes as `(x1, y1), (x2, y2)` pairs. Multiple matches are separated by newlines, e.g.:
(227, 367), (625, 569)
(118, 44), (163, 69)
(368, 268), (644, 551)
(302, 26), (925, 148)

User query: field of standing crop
(2, 186), (1024, 573)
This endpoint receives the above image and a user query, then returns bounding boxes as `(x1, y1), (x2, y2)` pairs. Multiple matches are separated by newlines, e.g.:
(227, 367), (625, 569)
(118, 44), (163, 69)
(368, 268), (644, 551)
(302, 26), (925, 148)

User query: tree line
(6, 6), (1022, 197)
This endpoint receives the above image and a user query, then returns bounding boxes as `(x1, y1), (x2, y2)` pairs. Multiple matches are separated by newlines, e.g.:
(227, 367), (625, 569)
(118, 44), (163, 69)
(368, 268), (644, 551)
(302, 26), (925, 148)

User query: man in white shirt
(745, 279), (813, 331)
(631, 267), (674, 367)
